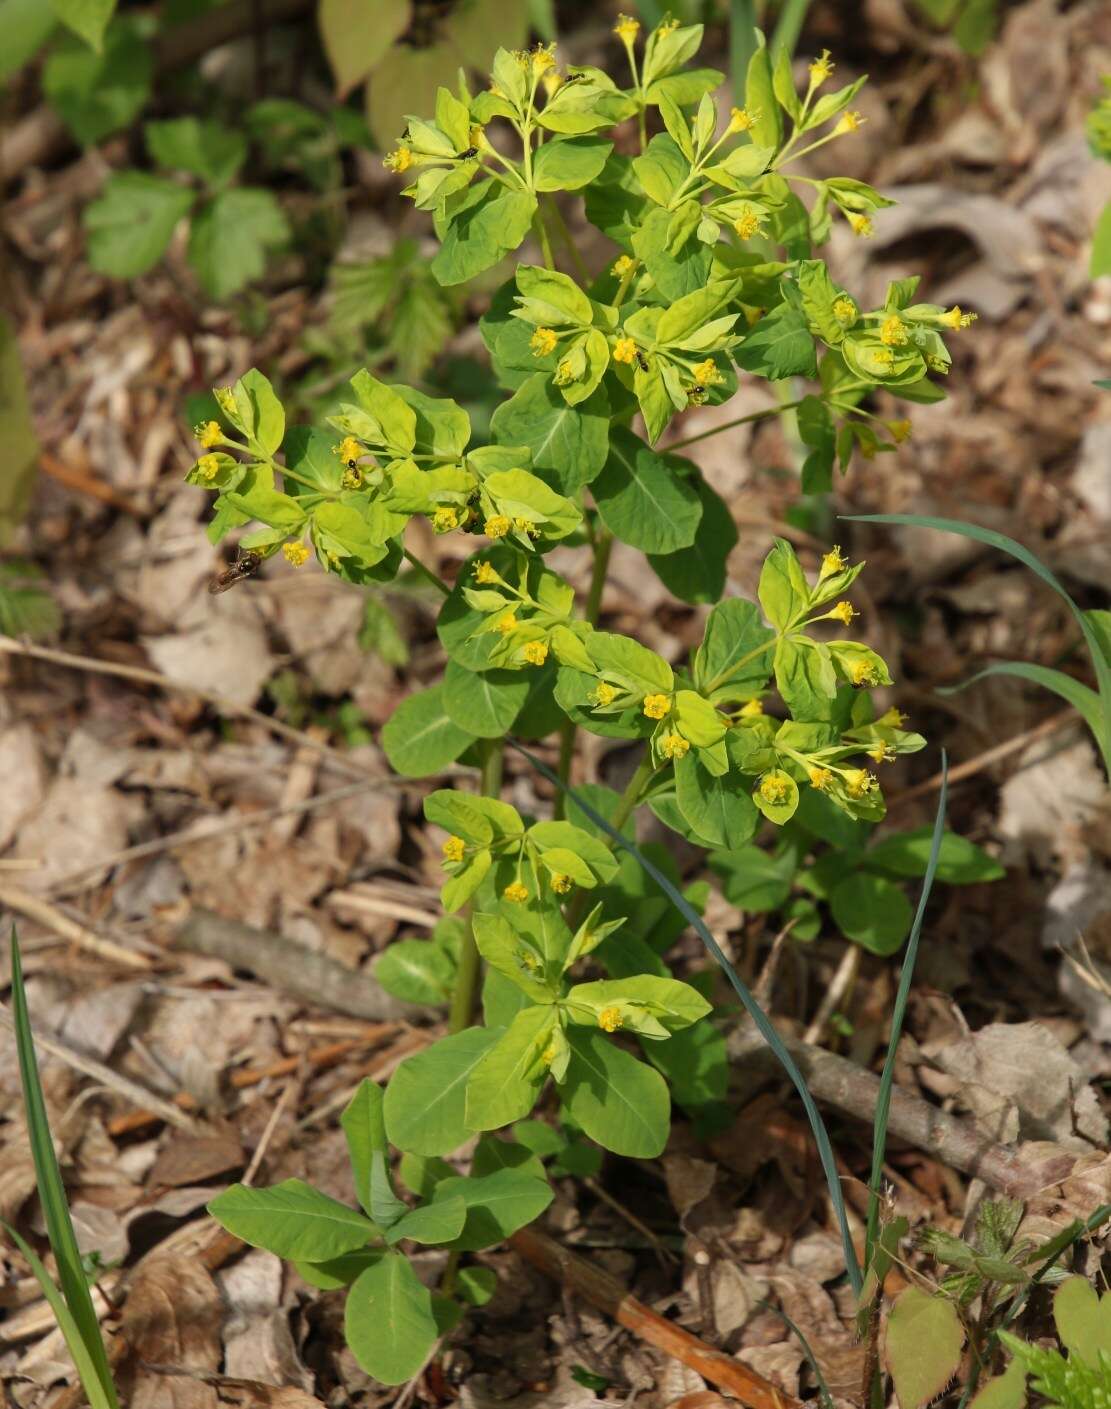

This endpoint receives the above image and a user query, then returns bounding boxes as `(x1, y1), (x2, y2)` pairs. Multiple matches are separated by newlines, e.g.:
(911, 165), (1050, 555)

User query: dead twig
(0, 884), (151, 970)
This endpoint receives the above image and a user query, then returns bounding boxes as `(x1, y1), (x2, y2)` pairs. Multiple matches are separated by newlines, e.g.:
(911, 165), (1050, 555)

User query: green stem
(564, 748), (656, 929)
(544, 197), (591, 284)
(532, 212), (556, 271)
(553, 528), (613, 820)
(448, 739), (504, 1035)
(667, 399), (802, 451)
(403, 547), (451, 597)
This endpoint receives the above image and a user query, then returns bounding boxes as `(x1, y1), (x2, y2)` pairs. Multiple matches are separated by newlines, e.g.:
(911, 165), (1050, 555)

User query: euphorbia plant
(194, 17), (974, 1385)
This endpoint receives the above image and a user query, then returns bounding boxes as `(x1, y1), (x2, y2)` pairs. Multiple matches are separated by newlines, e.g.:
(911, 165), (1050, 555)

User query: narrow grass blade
(508, 741), (863, 1293)
(729, 0), (761, 94)
(845, 514), (1111, 774)
(9, 929), (120, 1408)
(939, 663), (1103, 742)
(863, 755), (947, 1268)
(770, 0), (812, 57)
(1, 1221), (116, 1409)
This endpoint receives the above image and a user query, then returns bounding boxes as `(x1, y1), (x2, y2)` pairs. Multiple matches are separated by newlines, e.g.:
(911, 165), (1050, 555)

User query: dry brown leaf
(121, 1256), (222, 1408)
(149, 1123), (246, 1190)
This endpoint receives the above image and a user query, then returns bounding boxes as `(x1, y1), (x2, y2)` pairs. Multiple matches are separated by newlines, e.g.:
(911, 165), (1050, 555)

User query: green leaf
(744, 30), (783, 151)
(43, 21), (151, 145)
(395, 385), (469, 458)
(208, 1180), (377, 1260)
(381, 685), (475, 778)
(735, 302), (817, 380)
(647, 474), (737, 605)
(967, 1358), (1026, 1409)
(432, 180), (537, 287)
(466, 1005), (557, 1131)
(884, 1287), (964, 1409)
(384, 1028), (501, 1155)
(0, 0), (58, 85)
(1053, 1276), (1111, 1362)
(709, 842), (796, 911)
(564, 974), (711, 1038)
(292, 1249), (380, 1290)
(84, 172), (193, 280)
(774, 636), (837, 717)
(385, 1195), (467, 1247)
(319, 0), (410, 95)
(9, 933), (119, 1408)
(631, 132), (689, 206)
(145, 117), (246, 187)
(694, 598), (775, 702)
(644, 1015), (728, 1113)
(457, 1265), (497, 1306)
(532, 136), (612, 191)
(430, 1166), (553, 1250)
(490, 374), (610, 494)
(592, 428), (703, 553)
(1091, 200), (1111, 279)
(863, 828), (1004, 884)
(674, 752), (758, 848)
(49, 0), (115, 51)
(830, 872), (912, 956)
(443, 659), (530, 739)
(472, 912), (558, 1002)
(375, 936), (455, 1006)
(188, 188), (290, 301)
(341, 1080), (407, 1228)
(561, 1027), (669, 1158)
(234, 369), (285, 458)
(528, 821), (620, 887)
(345, 1251), (442, 1385)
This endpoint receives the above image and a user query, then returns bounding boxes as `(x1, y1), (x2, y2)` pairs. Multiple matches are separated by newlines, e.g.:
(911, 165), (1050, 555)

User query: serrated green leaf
(884, 1287), (964, 1409)
(84, 172), (193, 279)
(188, 187), (290, 300)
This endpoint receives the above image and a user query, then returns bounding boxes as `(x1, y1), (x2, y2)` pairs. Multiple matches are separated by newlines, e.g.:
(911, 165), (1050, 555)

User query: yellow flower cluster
(384, 147), (412, 173)
(759, 773), (792, 805)
(940, 306), (978, 329)
(496, 613), (518, 635)
(849, 659), (881, 687)
(728, 106), (757, 133)
(612, 255), (636, 278)
(283, 542), (310, 567)
(474, 561), (499, 585)
(613, 14), (640, 42)
(809, 49), (835, 85)
(530, 327), (558, 357)
(659, 732), (689, 760)
(592, 680), (618, 706)
(808, 767), (833, 790)
(599, 1006), (623, 1032)
(834, 110), (864, 135)
(194, 420), (222, 448)
(888, 420), (912, 443)
(734, 211), (762, 240)
(642, 693), (671, 720)
(550, 872), (573, 894)
(880, 315), (907, 346)
(522, 640), (549, 666)
(833, 297), (857, 323)
(196, 454), (220, 481)
(613, 336), (638, 364)
(433, 508), (459, 533)
(821, 546), (848, 578)
(692, 359), (722, 385)
(504, 881), (529, 903)
(830, 600), (856, 624)
(442, 835), (465, 863)
(847, 213), (874, 238)
(485, 515), (511, 538)
(335, 436), (363, 465)
(845, 769), (878, 799)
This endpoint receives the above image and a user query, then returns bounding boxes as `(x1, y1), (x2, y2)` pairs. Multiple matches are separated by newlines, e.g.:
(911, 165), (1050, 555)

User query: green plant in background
(1087, 77), (1111, 278)
(4, 932), (121, 1409)
(178, 17), (999, 1379)
(911, 0), (999, 57)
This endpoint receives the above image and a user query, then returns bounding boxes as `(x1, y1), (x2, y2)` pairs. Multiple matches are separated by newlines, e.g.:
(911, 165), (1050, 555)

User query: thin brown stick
(0, 884), (151, 969)
(39, 451), (146, 519)
(510, 1225), (800, 1409)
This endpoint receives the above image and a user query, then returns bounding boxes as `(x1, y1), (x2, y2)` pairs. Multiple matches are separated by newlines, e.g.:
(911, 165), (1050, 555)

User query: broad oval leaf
(591, 428), (702, 554)
(344, 1250), (442, 1385)
(207, 1180), (376, 1262)
(383, 1027), (501, 1155)
(381, 685), (475, 777)
(561, 1027), (669, 1158)
(884, 1287), (964, 1409)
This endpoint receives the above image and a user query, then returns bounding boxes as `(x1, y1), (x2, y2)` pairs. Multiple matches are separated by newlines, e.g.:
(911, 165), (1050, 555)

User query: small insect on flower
(808, 766), (833, 790)
(809, 49), (835, 86)
(734, 211), (762, 240)
(635, 349), (650, 371)
(334, 436), (363, 469)
(384, 146), (413, 173)
(485, 514), (511, 538)
(433, 507), (459, 533)
(612, 254), (636, 278)
(456, 146), (479, 160)
(759, 772), (792, 805)
(591, 680), (618, 706)
(550, 872), (573, 894)
(643, 693), (671, 720)
(208, 550), (262, 595)
(193, 420), (222, 449)
(613, 13), (640, 42)
(522, 640), (549, 666)
(660, 732), (689, 760)
(834, 110), (864, 135)
(847, 212), (874, 238)
(739, 698), (764, 717)
(830, 600), (856, 625)
(530, 327), (558, 357)
(820, 545), (848, 578)
(341, 467), (363, 490)
(887, 419), (912, 444)
(833, 297), (857, 323)
(613, 336), (638, 364)
(283, 542), (310, 568)
(474, 561), (500, 585)
(880, 314), (907, 347)
(503, 881), (529, 903)
(598, 1006), (623, 1032)
(442, 835), (466, 864)
(849, 658), (881, 687)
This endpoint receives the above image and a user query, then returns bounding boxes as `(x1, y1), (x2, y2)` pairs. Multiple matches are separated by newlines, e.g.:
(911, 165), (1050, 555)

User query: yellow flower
(692, 358), (721, 385)
(474, 561), (500, 585)
(660, 732), (689, 760)
(555, 358), (576, 385)
(598, 1006), (623, 1033)
(809, 49), (835, 85)
(531, 43), (556, 73)
(880, 314), (907, 346)
(522, 640), (549, 666)
(808, 767), (833, 790)
(877, 706), (907, 728)
(335, 436), (363, 465)
(612, 254), (637, 278)
(592, 680), (618, 706)
(728, 106), (757, 133)
(613, 13), (640, 42)
(656, 17), (680, 34)
(821, 545), (848, 578)
(442, 835), (466, 864)
(196, 453), (220, 482)
(513, 516), (536, 536)
(830, 600), (856, 625)
(193, 419), (222, 448)
(734, 211), (762, 240)
(551, 872), (573, 894)
(739, 698), (764, 717)
(833, 296), (857, 323)
(504, 881), (529, 903)
(469, 124), (486, 149)
(495, 613), (518, 635)
(541, 1043), (557, 1065)
(341, 467), (363, 490)
(283, 542), (310, 567)
(485, 514), (511, 538)
(613, 336), (638, 364)
(384, 146), (413, 173)
(847, 212), (874, 238)
(643, 693), (671, 720)
(888, 419), (912, 444)
(432, 507), (459, 534)
(759, 772), (792, 805)
(845, 768), (877, 799)
(834, 110), (864, 135)
(530, 326), (558, 357)
(849, 658), (881, 687)
(213, 387), (237, 419)
(940, 305), (977, 329)
(869, 741), (896, 764)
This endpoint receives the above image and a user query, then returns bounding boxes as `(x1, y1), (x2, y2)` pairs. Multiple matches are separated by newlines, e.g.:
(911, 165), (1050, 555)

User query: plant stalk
(448, 739), (504, 1034)
(553, 526), (613, 820)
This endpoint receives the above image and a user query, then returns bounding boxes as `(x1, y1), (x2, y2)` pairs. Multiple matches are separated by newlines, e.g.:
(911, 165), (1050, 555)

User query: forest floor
(2, 2), (1111, 1406)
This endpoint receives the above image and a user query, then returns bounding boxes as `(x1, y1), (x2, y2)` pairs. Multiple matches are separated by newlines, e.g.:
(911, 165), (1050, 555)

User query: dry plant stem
(0, 884), (151, 969)
(510, 1225), (800, 1409)
(803, 942), (860, 1045)
(39, 452), (146, 519)
(0, 636), (379, 783)
(727, 1027), (1042, 1199)
(175, 908), (424, 1022)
